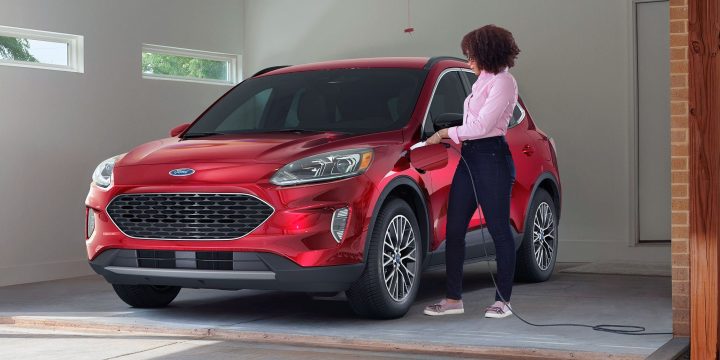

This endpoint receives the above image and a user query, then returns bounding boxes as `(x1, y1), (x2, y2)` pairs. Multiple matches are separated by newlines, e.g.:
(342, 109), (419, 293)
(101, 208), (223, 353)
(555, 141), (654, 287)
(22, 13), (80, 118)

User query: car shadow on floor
(143, 262), (505, 325)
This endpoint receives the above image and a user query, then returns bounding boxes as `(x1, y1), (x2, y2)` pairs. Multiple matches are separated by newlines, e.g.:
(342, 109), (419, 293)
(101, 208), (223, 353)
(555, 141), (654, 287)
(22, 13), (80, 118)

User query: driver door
(423, 70), (486, 253)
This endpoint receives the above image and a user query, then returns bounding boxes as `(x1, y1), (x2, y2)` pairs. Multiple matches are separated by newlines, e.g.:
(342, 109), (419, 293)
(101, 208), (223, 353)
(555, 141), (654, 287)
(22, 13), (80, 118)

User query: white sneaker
(423, 299), (464, 316)
(484, 303), (513, 318)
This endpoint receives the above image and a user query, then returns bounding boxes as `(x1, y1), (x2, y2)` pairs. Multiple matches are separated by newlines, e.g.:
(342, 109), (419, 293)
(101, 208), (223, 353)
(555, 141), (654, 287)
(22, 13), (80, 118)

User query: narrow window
(141, 44), (240, 85)
(0, 25), (83, 73)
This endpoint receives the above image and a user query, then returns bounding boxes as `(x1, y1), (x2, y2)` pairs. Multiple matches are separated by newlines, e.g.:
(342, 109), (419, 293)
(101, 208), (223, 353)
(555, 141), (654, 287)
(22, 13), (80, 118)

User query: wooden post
(688, 0), (720, 358)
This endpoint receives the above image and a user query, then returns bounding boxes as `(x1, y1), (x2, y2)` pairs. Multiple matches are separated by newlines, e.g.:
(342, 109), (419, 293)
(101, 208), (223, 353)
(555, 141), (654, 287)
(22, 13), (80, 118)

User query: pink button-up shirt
(448, 68), (518, 144)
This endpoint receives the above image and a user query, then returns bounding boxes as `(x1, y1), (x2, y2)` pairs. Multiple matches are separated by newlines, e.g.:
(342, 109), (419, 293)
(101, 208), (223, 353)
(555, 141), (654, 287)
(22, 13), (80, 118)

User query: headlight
(92, 154), (125, 188)
(270, 149), (373, 186)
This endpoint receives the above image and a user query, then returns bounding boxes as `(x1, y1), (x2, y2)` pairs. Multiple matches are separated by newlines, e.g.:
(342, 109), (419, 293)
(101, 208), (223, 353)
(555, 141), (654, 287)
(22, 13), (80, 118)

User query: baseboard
(556, 239), (671, 263)
(0, 259), (93, 287)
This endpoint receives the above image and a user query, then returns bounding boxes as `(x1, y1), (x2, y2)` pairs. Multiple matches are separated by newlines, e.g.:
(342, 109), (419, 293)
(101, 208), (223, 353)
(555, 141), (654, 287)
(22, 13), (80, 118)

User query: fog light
(86, 208), (95, 238)
(331, 207), (349, 243)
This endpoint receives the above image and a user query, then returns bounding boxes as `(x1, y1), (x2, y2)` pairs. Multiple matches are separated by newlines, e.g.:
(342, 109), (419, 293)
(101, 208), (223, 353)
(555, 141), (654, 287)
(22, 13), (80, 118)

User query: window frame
(141, 43), (241, 86)
(420, 68), (468, 138)
(0, 25), (84, 73)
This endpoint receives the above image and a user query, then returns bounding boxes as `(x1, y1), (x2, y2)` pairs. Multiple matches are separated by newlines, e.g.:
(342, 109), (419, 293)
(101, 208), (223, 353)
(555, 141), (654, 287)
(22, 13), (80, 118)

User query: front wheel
(515, 188), (558, 282)
(346, 198), (422, 319)
(112, 284), (181, 308)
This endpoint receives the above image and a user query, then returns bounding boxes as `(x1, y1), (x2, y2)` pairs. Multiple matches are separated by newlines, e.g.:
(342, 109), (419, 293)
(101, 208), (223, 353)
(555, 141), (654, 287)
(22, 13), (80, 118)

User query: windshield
(185, 68), (426, 136)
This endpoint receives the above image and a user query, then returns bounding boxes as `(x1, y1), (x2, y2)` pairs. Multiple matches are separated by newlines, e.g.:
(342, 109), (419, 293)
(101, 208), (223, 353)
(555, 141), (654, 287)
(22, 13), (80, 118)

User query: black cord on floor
(452, 146), (672, 336)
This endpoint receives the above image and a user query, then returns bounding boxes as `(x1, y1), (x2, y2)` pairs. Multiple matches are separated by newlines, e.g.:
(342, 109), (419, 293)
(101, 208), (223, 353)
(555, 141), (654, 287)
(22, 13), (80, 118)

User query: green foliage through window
(0, 36), (38, 62)
(142, 52), (228, 81)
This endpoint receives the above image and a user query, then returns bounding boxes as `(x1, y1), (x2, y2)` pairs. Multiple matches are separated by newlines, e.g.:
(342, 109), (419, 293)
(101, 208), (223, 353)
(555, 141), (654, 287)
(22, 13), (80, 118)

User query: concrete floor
(0, 263), (672, 359)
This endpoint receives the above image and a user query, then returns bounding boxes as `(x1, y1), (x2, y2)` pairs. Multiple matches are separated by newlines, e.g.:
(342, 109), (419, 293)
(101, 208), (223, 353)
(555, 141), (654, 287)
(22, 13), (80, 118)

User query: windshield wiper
(181, 132), (227, 139)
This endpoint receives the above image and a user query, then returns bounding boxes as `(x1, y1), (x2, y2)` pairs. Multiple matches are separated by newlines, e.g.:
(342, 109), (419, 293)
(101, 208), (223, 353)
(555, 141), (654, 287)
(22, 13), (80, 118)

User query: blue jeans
(445, 135), (516, 301)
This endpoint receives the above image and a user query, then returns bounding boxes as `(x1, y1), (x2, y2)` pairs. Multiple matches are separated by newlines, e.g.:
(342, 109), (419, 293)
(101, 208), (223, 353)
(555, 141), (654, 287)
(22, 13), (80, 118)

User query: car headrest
(297, 89), (328, 129)
(396, 87), (416, 120)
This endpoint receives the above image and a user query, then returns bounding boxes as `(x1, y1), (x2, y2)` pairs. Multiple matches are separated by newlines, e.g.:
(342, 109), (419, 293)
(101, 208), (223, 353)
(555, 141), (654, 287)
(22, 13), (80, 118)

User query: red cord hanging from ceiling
(404, 0), (414, 34)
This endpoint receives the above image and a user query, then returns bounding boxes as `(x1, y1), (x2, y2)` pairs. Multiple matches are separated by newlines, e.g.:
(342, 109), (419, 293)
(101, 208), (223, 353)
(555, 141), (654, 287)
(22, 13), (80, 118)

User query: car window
(216, 88), (273, 131)
(282, 88), (305, 127)
(509, 104), (525, 129)
(187, 69), (425, 136)
(424, 71), (466, 135)
(463, 71), (478, 87)
(283, 89), (357, 127)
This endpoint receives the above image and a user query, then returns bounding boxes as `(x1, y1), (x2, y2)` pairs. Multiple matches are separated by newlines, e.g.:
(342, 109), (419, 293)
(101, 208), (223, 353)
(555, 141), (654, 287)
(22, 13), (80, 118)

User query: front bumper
(85, 166), (378, 269)
(90, 249), (364, 292)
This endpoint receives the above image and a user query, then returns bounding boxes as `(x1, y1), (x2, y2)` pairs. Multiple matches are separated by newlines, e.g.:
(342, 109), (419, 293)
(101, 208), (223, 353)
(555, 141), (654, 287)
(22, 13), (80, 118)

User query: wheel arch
(526, 172), (562, 226)
(362, 176), (431, 267)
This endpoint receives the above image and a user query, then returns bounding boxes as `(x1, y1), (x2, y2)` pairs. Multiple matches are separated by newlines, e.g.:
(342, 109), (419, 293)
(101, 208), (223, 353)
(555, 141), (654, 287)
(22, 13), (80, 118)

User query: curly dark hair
(461, 25), (520, 74)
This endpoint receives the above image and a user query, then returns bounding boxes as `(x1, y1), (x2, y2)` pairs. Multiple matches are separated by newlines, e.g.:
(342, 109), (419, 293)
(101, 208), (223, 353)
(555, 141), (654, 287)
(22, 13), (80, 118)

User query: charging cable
(414, 140), (672, 336)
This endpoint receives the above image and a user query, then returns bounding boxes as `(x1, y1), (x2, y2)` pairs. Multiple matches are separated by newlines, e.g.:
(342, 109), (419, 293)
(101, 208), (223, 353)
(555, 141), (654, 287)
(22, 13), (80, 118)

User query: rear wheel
(515, 188), (558, 282)
(346, 198), (422, 319)
(112, 284), (181, 308)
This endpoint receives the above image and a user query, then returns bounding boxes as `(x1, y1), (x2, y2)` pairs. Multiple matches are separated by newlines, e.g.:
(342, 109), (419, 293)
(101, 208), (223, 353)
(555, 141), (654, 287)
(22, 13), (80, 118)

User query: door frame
(628, 0), (671, 246)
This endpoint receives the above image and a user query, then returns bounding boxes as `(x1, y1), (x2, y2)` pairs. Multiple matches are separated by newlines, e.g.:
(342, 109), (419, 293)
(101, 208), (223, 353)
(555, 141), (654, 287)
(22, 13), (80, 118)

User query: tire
(346, 198), (422, 319)
(112, 284), (181, 308)
(515, 188), (558, 282)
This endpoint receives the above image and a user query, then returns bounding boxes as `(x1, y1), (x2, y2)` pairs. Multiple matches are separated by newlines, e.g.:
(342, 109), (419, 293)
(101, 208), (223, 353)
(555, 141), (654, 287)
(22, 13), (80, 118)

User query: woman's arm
(447, 75), (517, 144)
(425, 127), (449, 145)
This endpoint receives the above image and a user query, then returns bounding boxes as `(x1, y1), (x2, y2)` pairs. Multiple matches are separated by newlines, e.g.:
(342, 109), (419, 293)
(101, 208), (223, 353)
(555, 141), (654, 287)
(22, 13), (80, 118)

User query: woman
(423, 24), (520, 319)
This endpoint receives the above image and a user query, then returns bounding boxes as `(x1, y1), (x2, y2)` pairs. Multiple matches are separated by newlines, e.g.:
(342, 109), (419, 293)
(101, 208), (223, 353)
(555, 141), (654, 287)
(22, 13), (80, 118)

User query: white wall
(0, 0), (244, 286)
(0, 0), (670, 287)
(244, 0), (670, 263)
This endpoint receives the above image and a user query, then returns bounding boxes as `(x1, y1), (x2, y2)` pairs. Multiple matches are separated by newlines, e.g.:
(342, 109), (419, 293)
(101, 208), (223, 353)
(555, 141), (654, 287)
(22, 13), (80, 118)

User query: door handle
(522, 145), (534, 156)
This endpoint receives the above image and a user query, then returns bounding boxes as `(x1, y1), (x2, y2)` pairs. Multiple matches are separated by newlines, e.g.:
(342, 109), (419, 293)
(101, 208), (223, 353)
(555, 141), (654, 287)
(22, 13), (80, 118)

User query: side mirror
(409, 143), (449, 172)
(433, 113), (463, 132)
(170, 123), (191, 137)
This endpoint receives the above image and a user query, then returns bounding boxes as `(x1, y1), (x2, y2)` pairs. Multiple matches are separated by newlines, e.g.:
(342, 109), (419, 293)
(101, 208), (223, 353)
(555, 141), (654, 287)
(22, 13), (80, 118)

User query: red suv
(86, 57), (561, 318)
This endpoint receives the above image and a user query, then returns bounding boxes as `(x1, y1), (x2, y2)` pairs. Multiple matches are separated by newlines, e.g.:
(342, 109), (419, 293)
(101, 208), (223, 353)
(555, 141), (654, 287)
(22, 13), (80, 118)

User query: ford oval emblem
(169, 168), (195, 177)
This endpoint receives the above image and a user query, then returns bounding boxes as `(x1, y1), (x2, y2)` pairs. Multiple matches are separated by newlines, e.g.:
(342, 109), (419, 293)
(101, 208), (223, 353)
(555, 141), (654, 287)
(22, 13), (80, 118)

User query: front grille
(106, 193), (274, 240)
(109, 249), (271, 271)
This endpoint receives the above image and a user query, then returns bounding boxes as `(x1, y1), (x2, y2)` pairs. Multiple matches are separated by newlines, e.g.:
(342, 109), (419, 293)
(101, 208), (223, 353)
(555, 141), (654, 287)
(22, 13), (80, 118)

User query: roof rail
(252, 65), (291, 77)
(423, 56), (466, 70)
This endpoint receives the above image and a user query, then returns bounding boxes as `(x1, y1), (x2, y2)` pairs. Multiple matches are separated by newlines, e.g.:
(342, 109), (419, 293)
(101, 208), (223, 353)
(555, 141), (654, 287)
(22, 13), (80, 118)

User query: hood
(117, 132), (357, 166)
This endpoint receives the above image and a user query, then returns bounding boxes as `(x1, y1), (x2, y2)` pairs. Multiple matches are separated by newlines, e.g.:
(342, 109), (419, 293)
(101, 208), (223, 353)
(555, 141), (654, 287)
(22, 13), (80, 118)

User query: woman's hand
(426, 128), (449, 145)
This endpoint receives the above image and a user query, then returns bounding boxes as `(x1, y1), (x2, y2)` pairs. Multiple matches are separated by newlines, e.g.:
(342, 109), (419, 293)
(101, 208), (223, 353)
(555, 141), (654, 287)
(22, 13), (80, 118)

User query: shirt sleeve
(447, 75), (517, 144)
(448, 125), (461, 144)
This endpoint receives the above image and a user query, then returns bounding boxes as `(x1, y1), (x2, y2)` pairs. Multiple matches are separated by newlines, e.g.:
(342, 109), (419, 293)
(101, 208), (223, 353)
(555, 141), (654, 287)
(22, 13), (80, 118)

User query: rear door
(510, 98), (548, 235)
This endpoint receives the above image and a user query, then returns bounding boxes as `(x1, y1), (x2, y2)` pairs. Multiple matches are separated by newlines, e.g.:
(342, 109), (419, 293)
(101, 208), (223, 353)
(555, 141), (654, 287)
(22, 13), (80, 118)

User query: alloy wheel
(532, 202), (555, 271)
(382, 215), (417, 301)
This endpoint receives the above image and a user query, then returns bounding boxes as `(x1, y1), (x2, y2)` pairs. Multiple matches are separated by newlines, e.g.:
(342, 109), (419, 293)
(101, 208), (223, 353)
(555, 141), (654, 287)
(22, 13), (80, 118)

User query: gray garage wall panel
(636, 0), (671, 242)
(0, 0), (244, 286)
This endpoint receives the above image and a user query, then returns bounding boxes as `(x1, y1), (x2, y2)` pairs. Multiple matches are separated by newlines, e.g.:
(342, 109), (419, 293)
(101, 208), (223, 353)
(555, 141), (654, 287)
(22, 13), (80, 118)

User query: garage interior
(1, 0), (713, 359)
